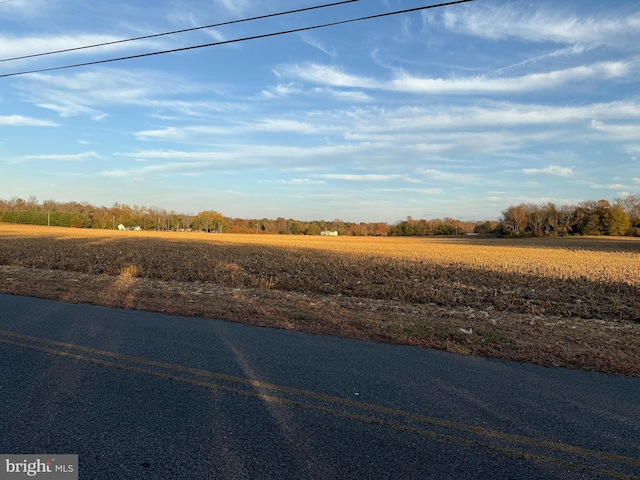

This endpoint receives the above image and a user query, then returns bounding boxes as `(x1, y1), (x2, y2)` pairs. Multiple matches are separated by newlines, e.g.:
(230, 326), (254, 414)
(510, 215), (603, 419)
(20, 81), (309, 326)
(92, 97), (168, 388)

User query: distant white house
(118, 224), (142, 231)
(320, 230), (338, 236)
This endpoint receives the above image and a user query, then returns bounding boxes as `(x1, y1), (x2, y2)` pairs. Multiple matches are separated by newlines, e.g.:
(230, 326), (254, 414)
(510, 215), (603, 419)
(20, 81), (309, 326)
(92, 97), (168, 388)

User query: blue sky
(1, 0), (639, 222)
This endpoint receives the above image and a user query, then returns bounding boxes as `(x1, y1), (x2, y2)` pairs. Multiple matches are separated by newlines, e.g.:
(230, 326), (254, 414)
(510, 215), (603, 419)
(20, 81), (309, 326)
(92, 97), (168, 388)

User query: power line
(0, 0), (361, 64)
(0, 0), (474, 79)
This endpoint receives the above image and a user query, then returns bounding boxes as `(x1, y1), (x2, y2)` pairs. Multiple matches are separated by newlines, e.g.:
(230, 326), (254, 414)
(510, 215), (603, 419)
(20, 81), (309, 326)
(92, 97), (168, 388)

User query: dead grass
(0, 222), (639, 376)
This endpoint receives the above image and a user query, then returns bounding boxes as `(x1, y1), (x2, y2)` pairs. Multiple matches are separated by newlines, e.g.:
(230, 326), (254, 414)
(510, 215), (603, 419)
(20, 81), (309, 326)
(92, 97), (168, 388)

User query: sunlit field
(1, 223), (639, 375)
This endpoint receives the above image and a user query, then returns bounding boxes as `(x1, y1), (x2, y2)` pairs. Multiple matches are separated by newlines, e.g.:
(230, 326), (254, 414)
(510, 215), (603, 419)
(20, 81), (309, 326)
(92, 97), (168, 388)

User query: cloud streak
(0, 115), (57, 126)
(435, 3), (640, 47)
(278, 60), (634, 95)
(11, 151), (102, 164)
(522, 165), (574, 177)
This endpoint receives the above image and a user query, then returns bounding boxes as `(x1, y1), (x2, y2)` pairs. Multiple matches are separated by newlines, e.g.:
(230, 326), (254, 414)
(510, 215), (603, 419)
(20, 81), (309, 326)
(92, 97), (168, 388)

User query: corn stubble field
(1, 223), (639, 375)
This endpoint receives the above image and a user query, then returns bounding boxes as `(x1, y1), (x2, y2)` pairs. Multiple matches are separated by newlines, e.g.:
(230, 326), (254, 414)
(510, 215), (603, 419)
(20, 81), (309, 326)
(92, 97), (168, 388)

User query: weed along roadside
(0, 223), (639, 376)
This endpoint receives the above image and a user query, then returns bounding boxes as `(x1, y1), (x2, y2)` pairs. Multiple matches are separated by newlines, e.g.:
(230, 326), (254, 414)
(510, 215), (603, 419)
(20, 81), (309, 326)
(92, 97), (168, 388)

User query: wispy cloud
(278, 61), (633, 95)
(135, 126), (236, 141)
(299, 33), (335, 58)
(523, 165), (574, 177)
(590, 120), (640, 140)
(275, 178), (326, 185)
(389, 61), (632, 94)
(435, 3), (640, 47)
(0, 114), (57, 126)
(253, 118), (322, 134)
(117, 150), (230, 162)
(16, 68), (207, 119)
(99, 169), (128, 178)
(277, 63), (377, 89)
(316, 173), (404, 182)
(0, 0), (56, 19)
(18, 151), (102, 162)
(212, 0), (250, 16)
(0, 34), (162, 63)
(262, 82), (371, 102)
(414, 168), (478, 184)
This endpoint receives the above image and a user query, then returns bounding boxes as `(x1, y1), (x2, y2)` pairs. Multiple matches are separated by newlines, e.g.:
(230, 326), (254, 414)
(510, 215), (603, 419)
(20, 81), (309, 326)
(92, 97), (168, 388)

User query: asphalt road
(0, 293), (638, 479)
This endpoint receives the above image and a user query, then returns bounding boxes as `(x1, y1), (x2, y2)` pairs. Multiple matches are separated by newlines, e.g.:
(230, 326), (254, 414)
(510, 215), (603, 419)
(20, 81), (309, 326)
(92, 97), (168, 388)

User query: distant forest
(1, 195), (639, 237)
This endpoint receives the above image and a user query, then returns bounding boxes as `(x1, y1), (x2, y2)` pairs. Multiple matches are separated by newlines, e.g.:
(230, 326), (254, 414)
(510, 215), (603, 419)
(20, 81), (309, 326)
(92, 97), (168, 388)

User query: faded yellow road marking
(1, 329), (638, 479)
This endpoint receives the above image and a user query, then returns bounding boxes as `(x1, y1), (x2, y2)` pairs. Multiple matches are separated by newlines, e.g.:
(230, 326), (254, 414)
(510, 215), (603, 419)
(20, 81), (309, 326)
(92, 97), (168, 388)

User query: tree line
(1, 194), (639, 237)
(0, 196), (391, 236)
(500, 197), (640, 237)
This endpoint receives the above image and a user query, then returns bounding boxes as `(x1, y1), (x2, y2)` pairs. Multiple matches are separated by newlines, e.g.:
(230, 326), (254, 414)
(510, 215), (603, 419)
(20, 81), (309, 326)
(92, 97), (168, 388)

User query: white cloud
(0, 34), (162, 63)
(262, 82), (372, 102)
(590, 120), (640, 140)
(16, 68), (207, 119)
(262, 83), (304, 98)
(100, 170), (128, 178)
(338, 101), (640, 136)
(276, 178), (326, 185)
(117, 150), (229, 162)
(414, 168), (478, 184)
(625, 145), (640, 154)
(0, 0), (56, 18)
(20, 151), (101, 162)
(389, 61), (631, 94)
(316, 174), (404, 182)
(0, 114), (57, 126)
(522, 165), (574, 177)
(318, 88), (372, 102)
(372, 187), (443, 195)
(116, 143), (362, 168)
(278, 61), (633, 95)
(277, 63), (377, 89)
(495, 44), (592, 75)
(254, 119), (320, 134)
(299, 34), (335, 58)
(436, 3), (640, 47)
(135, 126), (234, 141)
(36, 102), (106, 120)
(213, 0), (250, 15)
(204, 29), (226, 42)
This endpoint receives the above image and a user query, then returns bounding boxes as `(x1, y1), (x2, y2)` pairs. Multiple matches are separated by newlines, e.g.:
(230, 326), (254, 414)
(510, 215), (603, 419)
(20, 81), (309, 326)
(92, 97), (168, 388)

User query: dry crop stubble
(0, 223), (639, 375)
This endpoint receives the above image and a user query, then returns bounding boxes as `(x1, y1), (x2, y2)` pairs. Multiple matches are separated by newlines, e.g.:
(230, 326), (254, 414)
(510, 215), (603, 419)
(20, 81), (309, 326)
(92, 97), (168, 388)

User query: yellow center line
(1, 329), (639, 478)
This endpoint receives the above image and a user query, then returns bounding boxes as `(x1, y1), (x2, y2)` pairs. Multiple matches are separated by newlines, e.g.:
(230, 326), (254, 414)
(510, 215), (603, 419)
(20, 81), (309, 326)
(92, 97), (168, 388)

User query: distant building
(320, 230), (338, 236)
(118, 224), (142, 231)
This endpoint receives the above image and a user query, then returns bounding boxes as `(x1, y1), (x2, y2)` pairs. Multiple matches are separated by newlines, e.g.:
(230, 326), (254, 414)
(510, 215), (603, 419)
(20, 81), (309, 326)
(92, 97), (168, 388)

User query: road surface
(0, 293), (638, 479)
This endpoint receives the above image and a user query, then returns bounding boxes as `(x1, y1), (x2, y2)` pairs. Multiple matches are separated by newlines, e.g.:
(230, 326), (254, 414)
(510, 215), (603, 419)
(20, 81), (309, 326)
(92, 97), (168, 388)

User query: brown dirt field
(1, 223), (639, 376)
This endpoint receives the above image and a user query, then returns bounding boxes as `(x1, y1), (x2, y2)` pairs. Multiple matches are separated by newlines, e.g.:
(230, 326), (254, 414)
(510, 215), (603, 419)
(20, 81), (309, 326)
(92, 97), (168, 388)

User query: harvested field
(1, 222), (639, 376)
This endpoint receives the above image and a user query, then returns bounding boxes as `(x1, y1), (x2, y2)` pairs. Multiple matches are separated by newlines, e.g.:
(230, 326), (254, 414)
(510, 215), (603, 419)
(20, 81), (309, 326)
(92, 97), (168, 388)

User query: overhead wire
(0, 0), (361, 63)
(0, 0), (474, 79)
